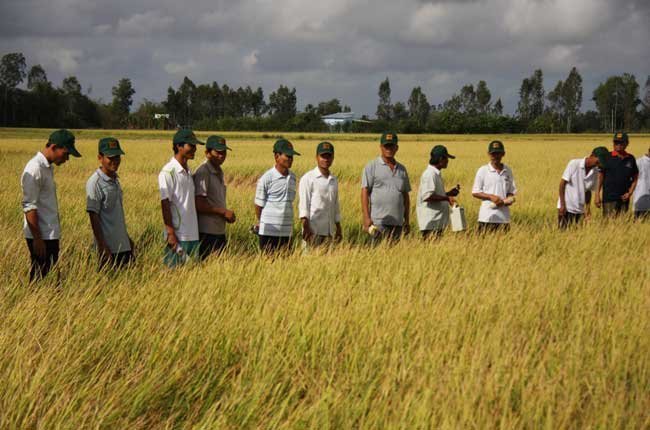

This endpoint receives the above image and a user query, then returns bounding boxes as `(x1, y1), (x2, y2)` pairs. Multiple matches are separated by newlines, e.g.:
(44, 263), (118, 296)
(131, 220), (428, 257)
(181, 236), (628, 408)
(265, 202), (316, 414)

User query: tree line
(1, 51), (649, 133)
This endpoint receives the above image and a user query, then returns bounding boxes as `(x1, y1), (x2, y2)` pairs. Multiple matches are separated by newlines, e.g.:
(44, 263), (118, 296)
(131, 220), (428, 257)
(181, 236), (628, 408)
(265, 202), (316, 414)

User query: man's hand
(621, 192), (631, 202)
(595, 196), (602, 208)
(403, 223), (411, 235)
(33, 238), (46, 259)
(335, 224), (342, 242)
(223, 209), (236, 223)
(447, 185), (460, 197)
(490, 195), (504, 207)
(166, 231), (179, 249)
(448, 196), (457, 206)
(558, 205), (567, 217)
(363, 217), (373, 233)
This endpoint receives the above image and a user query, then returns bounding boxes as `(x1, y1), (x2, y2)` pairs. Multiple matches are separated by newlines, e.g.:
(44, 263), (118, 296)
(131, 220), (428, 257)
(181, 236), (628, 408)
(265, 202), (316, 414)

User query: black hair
(173, 142), (183, 154)
(429, 156), (443, 166)
(46, 142), (56, 148)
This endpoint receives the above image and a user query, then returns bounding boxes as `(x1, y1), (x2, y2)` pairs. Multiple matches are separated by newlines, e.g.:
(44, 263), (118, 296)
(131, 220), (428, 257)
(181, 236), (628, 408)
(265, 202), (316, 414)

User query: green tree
(493, 98), (503, 115)
(111, 78), (136, 127)
(268, 85), (297, 121)
(517, 69), (545, 127)
(317, 99), (343, 116)
(0, 52), (27, 125)
(593, 74), (640, 131)
(376, 77), (392, 122)
(27, 65), (48, 90)
(407, 86), (430, 129)
(476, 80), (492, 113)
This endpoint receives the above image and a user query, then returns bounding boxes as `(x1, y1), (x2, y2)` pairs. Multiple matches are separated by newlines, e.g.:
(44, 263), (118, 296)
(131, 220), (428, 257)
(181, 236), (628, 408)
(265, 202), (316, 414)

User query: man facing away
(194, 135), (236, 260)
(255, 139), (300, 253)
(86, 137), (134, 269)
(595, 132), (638, 217)
(361, 132), (412, 242)
(557, 146), (609, 229)
(21, 129), (81, 282)
(159, 129), (204, 267)
(416, 145), (460, 239)
(299, 141), (342, 247)
(471, 140), (517, 233)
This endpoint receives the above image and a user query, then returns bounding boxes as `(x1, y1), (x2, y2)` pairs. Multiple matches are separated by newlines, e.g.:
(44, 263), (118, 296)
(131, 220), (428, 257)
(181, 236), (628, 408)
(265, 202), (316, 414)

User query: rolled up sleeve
(158, 171), (172, 201)
(86, 177), (102, 214)
(298, 175), (310, 219)
(254, 175), (267, 207)
(21, 171), (40, 213)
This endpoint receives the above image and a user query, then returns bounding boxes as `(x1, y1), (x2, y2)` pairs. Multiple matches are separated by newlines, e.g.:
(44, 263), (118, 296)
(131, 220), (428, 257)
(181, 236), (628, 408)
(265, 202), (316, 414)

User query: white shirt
(21, 152), (60, 240)
(298, 167), (341, 236)
(633, 155), (650, 211)
(158, 157), (199, 241)
(416, 165), (450, 231)
(472, 163), (517, 223)
(255, 167), (296, 237)
(556, 158), (599, 214)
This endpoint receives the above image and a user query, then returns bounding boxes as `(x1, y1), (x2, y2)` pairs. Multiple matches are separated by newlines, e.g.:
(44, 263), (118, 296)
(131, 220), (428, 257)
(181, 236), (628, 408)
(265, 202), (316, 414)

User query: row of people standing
(21, 129), (650, 281)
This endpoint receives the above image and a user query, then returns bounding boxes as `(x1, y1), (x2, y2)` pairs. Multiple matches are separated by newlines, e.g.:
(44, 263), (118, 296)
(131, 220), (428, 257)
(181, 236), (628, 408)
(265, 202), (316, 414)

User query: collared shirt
(361, 156), (411, 226)
(21, 152), (60, 239)
(86, 169), (131, 253)
(158, 157), (199, 241)
(556, 158), (599, 214)
(255, 167), (296, 237)
(193, 161), (227, 235)
(416, 165), (449, 231)
(472, 163), (517, 223)
(602, 151), (639, 202)
(298, 167), (341, 236)
(633, 155), (650, 211)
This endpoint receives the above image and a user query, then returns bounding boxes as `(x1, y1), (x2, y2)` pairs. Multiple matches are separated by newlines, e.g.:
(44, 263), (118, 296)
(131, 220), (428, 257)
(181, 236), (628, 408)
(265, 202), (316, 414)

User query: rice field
(1, 128), (649, 428)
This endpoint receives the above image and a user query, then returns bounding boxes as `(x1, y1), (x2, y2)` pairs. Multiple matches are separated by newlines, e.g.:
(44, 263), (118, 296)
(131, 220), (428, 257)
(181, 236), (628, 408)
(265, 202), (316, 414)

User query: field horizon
(1, 128), (649, 428)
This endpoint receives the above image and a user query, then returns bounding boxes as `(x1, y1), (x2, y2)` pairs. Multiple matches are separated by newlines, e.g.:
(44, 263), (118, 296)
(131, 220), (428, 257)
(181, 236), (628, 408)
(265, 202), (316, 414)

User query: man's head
(429, 145), (455, 169)
(205, 135), (231, 167)
(589, 146), (610, 168)
(380, 132), (398, 159)
(487, 140), (505, 163)
(613, 132), (629, 152)
(273, 138), (300, 169)
(46, 129), (80, 165)
(98, 137), (125, 175)
(316, 141), (335, 170)
(172, 129), (204, 160)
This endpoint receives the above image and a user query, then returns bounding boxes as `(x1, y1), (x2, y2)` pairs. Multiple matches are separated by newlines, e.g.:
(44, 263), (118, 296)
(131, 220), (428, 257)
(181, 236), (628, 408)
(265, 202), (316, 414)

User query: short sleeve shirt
(472, 163), (517, 224)
(193, 161), (227, 235)
(86, 169), (131, 253)
(556, 158), (599, 214)
(255, 167), (296, 237)
(416, 165), (450, 231)
(633, 155), (650, 211)
(158, 157), (199, 241)
(298, 167), (341, 236)
(21, 152), (60, 240)
(361, 157), (411, 226)
(602, 152), (639, 202)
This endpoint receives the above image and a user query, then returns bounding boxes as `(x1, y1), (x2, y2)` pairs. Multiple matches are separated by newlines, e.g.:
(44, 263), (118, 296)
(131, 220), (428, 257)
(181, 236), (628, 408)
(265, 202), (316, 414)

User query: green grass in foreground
(0, 129), (649, 428)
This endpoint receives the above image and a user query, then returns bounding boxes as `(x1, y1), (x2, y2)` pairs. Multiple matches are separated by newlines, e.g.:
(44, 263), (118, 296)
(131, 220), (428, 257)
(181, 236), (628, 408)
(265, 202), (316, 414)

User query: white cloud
(242, 49), (259, 72)
(402, 3), (452, 45)
(164, 60), (198, 76)
(542, 45), (584, 71)
(117, 10), (175, 36)
(93, 24), (112, 35)
(36, 45), (84, 73)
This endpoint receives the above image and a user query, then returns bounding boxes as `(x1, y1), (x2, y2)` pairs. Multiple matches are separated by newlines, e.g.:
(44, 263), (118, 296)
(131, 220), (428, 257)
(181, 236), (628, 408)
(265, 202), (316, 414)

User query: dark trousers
(370, 225), (403, 245)
(259, 235), (291, 253)
(26, 239), (59, 282)
(99, 251), (134, 271)
(602, 200), (629, 217)
(199, 233), (227, 260)
(635, 210), (650, 220)
(421, 229), (443, 240)
(478, 222), (510, 233)
(558, 212), (583, 229)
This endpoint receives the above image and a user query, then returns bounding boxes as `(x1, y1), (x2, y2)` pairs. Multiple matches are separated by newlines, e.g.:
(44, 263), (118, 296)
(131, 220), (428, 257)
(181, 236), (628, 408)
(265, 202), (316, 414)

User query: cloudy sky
(1, 0), (649, 115)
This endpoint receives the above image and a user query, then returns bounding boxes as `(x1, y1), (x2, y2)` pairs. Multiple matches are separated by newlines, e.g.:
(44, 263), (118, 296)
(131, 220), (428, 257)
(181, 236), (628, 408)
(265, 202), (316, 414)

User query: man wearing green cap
(632, 145), (650, 219)
(298, 141), (342, 246)
(86, 137), (134, 268)
(254, 139), (300, 252)
(595, 132), (639, 217)
(159, 129), (204, 267)
(193, 135), (235, 259)
(471, 140), (517, 232)
(21, 129), (81, 281)
(361, 132), (412, 242)
(557, 147), (608, 229)
(416, 145), (460, 238)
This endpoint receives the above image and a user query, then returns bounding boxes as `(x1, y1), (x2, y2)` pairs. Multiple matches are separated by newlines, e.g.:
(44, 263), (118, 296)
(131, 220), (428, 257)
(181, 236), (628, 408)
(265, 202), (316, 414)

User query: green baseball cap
(380, 132), (398, 146)
(98, 137), (125, 157)
(488, 140), (505, 153)
(273, 139), (301, 156)
(49, 129), (81, 157)
(592, 146), (610, 167)
(613, 132), (629, 144)
(173, 129), (205, 146)
(430, 145), (455, 159)
(316, 141), (334, 155)
(206, 135), (231, 151)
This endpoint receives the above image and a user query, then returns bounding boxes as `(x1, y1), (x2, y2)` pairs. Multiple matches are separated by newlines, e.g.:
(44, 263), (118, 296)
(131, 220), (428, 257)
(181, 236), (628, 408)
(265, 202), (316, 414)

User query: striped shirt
(255, 167), (296, 237)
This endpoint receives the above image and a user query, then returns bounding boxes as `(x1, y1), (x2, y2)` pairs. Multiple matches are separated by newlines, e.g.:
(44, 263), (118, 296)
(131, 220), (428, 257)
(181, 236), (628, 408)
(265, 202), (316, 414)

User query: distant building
(321, 112), (370, 127)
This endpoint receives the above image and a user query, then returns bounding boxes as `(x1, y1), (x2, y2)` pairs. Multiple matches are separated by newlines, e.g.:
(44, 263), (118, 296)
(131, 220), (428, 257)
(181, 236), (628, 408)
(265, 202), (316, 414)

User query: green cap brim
(284, 149), (301, 156)
(68, 146), (82, 157)
(209, 145), (232, 151)
(447, 154), (456, 159)
(104, 149), (125, 157)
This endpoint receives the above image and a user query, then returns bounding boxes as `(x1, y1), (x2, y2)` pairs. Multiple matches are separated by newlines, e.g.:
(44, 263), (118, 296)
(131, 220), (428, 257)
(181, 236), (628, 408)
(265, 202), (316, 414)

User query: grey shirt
(86, 169), (131, 254)
(361, 156), (411, 226)
(193, 161), (227, 235)
(22, 152), (60, 240)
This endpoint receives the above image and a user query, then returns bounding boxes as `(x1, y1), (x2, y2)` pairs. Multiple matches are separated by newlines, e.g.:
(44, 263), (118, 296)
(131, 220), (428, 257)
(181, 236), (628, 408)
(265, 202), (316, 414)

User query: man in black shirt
(595, 132), (639, 217)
